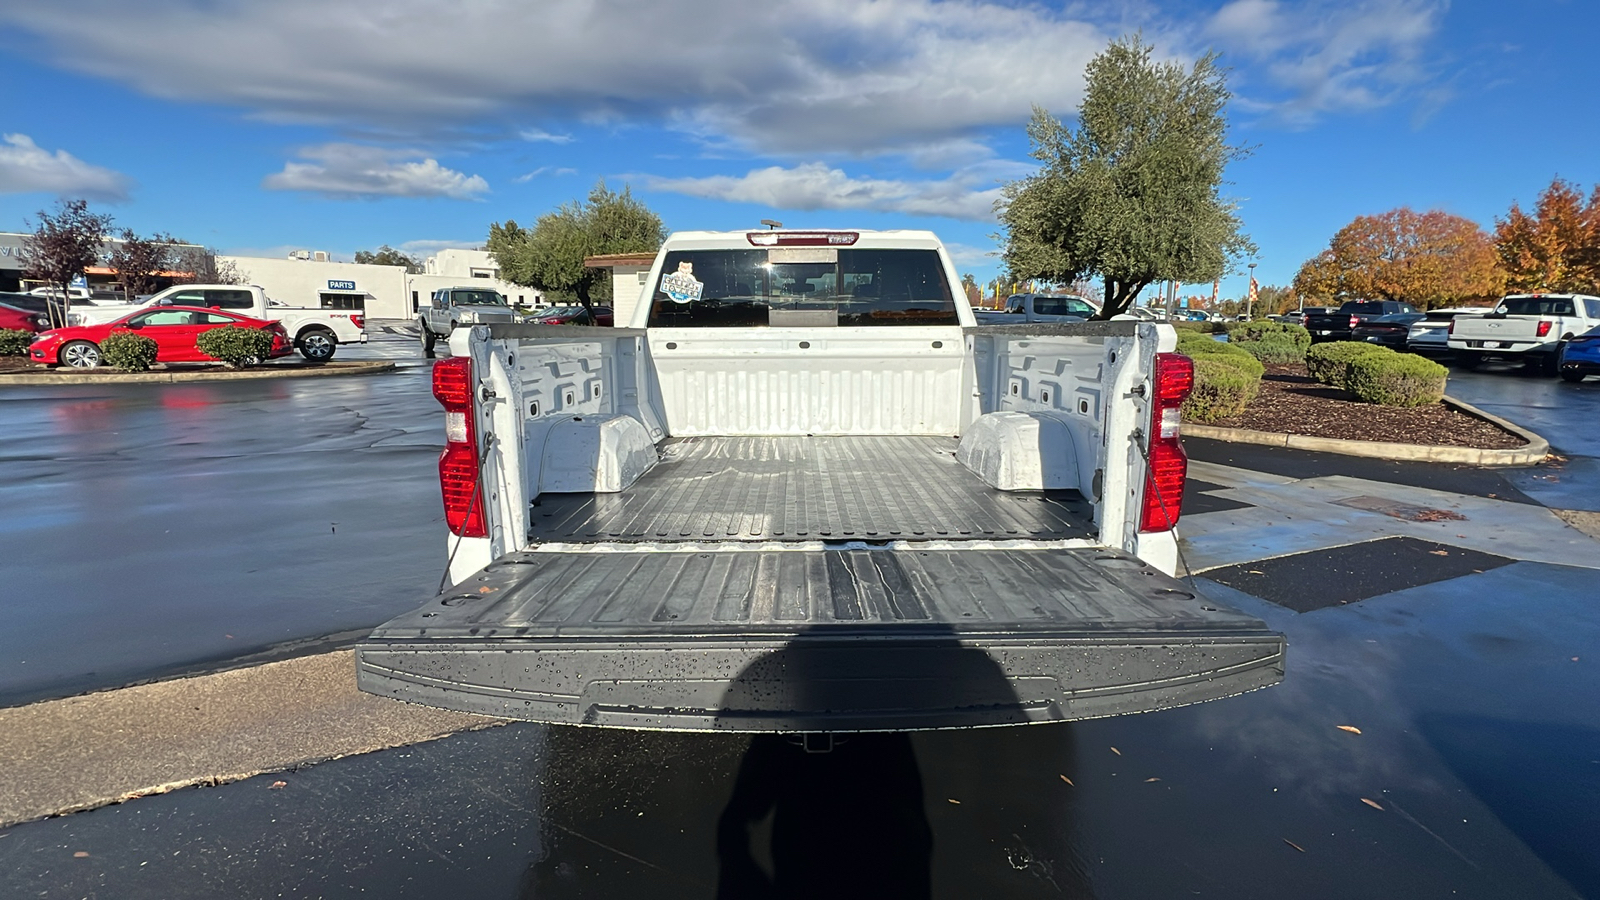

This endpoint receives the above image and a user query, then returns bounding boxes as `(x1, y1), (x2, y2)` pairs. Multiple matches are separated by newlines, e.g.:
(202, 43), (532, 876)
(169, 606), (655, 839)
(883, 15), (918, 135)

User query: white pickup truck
(1447, 293), (1600, 373)
(357, 229), (1284, 733)
(70, 284), (366, 361)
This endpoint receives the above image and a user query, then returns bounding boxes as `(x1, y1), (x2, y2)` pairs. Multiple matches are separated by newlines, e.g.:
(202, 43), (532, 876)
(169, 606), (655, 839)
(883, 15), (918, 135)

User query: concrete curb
(1184, 395), (1550, 467)
(0, 360), (395, 385)
(0, 650), (500, 828)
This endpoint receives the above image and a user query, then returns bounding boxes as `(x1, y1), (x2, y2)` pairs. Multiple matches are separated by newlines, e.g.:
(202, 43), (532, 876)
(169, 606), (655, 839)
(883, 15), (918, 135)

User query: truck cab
(358, 229), (1284, 733)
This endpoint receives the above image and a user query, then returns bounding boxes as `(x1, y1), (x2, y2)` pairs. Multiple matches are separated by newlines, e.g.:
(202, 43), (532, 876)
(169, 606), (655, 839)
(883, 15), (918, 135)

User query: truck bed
(358, 433), (1282, 731)
(527, 435), (1097, 543)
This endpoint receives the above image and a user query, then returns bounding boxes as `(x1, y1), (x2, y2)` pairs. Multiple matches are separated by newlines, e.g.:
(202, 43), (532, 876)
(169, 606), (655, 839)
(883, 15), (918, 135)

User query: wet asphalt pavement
(0, 328), (446, 706)
(1, 336), (1597, 898)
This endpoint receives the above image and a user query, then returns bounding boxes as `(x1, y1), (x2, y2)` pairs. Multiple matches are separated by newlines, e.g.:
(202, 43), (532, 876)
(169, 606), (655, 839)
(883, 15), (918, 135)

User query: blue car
(1559, 325), (1600, 383)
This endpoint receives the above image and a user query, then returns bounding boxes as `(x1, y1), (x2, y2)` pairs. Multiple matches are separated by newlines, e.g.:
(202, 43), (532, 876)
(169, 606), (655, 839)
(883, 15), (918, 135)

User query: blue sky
(1, 0), (1595, 302)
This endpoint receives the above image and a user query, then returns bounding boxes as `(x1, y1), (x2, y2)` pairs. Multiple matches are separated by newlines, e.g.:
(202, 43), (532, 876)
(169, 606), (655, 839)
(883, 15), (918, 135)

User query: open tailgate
(357, 546), (1283, 732)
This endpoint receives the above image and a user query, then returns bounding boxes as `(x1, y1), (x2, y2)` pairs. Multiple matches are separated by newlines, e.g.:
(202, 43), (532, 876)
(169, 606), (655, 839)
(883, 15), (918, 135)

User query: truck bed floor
(527, 435), (1096, 543)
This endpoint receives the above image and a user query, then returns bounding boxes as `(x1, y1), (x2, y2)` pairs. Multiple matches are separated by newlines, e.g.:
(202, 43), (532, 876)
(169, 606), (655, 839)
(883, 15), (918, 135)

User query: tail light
(351, 314), (366, 329)
(1349, 315), (1360, 329)
(433, 357), (485, 537)
(1448, 319), (1455, 335)
(269, 322), (288, 335)
(1536, 320), (1553, 338)
(1140, 352), (1194, 533)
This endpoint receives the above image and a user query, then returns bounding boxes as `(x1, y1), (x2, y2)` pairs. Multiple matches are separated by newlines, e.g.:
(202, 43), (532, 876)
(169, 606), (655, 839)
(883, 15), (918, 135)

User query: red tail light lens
(1140, 352), (1194, 533)
(1536, 320), (1553, 338)
(1448, 319), (1455, 335)
(432, 357), (485, 537)
(1349, 315), (1360, 328)
(351, 314), (366, 329)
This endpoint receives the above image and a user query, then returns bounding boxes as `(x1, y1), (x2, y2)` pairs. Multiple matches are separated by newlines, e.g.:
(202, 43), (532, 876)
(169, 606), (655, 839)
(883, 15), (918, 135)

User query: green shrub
(1183, 357), (1260, 423)
(197, 325), (275, 368)
(1305, 341), (1389, 389)
(0, 329), (32, 356)
(1346, 352), (1448, 407)
(1226, 320), (1311, 352)
(1181, 339), (1266, 379)
(101, 332), (159, 371)
(1173, 320), (1225, 335)
(1233, 333), (1306, 365)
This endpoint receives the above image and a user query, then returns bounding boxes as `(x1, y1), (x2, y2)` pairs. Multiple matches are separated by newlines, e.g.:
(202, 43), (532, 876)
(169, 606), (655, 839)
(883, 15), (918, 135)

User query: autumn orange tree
(1493, 178), (1600, 294)
(1292, 208), (1503, 309)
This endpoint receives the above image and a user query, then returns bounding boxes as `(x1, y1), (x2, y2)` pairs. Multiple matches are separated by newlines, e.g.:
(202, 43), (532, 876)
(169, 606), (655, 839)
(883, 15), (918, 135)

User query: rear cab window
(202, 289), (254, 310)
(1501, 297), (1575, 316)
(647, 247), (956, 327)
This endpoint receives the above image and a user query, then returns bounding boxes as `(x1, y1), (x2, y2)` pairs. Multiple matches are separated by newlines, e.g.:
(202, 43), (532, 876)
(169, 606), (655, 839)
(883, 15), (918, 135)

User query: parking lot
(0, 328), (1596, 899)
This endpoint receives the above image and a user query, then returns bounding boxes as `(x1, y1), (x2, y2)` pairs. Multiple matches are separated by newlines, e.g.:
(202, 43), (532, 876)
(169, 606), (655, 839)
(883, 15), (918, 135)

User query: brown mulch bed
(0, 357), (38, 374)
(1209, 364), (1528, 449)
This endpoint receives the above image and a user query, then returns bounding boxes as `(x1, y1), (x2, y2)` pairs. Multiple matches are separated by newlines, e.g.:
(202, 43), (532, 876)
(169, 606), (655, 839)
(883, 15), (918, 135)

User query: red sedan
(29, 306), (292, 368)
(1, 301), (51, 333)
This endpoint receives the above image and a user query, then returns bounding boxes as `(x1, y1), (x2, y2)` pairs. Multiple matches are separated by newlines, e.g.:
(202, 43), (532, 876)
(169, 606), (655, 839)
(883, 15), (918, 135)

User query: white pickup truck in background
(69, 284), (366, 361)
(357, 229), (1284, 733)
(1447, 293), (1600, 373)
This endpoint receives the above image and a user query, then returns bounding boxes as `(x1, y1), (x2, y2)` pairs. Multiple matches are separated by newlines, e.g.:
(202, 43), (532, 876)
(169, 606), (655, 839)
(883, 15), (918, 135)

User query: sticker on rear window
(660, 262), (703, 304)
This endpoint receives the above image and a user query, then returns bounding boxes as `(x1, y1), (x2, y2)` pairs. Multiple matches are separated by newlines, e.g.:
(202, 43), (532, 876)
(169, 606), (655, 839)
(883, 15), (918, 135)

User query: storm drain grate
(1202, 536), (1514, 613)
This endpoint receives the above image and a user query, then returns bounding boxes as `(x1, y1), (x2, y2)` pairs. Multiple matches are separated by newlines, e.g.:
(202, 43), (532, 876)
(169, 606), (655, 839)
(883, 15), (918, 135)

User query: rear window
(1341, 301), (1387, 314)
(1500, 297), (1575, 316)
(204, 289), (254, 310)
(647, 248), (956, 327)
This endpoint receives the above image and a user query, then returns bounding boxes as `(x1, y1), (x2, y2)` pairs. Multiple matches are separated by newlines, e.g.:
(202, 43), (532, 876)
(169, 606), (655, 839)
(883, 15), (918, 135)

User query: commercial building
(221, 248), (543, 320)
(583, 252), (656, 326)
(0, 232), (541, 319)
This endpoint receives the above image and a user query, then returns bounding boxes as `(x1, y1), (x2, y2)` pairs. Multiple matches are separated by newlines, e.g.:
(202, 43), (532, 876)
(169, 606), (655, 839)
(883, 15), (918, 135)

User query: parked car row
(27, 306), (293, 368)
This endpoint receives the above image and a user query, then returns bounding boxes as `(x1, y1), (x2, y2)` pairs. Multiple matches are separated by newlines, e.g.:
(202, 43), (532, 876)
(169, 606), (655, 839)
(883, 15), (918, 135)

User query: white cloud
(1206, 0), (1446, 125)
(512, 166), (577, 183)
(1, 1), (1447, 156)
(943, 242), (1000, 267)
(0, 133), (132, 201)
(641, 162), (1010, 221)
(519, 129), (574, 144)
(262, 144), (488, 199)
(398, 238), (481, 256)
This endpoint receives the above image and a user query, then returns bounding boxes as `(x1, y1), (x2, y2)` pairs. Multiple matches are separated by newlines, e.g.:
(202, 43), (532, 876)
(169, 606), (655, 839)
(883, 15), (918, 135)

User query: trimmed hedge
(0, 328), (32, 356)
(1173, 320), (1226, 335)
(1305, 341), (1388, 388)
(101, 332), (159, 371)
(1179, 337), (1266, 380)
(1346, 352), (1448, 407)
(1183, 357), (1260, 423)
(1226, 320), (1311, 351)
(1234, 333), (1306, 365)
(197, 325), (275, 368)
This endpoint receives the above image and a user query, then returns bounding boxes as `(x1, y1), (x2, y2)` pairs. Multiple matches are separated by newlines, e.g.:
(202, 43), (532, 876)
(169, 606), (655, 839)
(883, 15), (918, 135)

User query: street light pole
(1247, 261), (1257, 320)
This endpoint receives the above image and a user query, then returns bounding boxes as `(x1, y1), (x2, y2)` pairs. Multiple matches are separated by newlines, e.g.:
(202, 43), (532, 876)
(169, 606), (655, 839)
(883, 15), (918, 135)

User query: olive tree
(487, 180), (666, 307)
(998, 36), (1254, 319)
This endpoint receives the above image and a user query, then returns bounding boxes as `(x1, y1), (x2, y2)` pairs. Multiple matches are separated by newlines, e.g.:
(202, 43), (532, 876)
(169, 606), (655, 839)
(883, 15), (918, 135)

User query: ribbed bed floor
(526, 435), (1097, 543)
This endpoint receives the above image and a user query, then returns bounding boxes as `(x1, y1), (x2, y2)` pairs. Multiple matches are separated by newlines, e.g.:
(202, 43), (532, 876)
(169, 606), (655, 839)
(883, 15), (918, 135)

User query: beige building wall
(223, 250), (541, 319)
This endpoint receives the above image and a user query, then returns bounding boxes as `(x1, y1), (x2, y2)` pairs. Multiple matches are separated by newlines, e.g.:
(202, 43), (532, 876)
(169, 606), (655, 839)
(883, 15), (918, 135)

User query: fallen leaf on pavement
(73, 851), (89, 858)
(1060, 775), (1074, 786)
(1337, 725), (1362, 734)
(1428, 550), (1449, 556)
(1144, 777), (1161, 783)
(1361, 798), (1383, 810)
(269, 781), (288, 790)
(947, 799), (961, 804)
(1283, 839), (1305, 853)
(478, 586), (493, 593)
(1110, 746), (1122, 756)
(1247, 570), (1265, 574)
